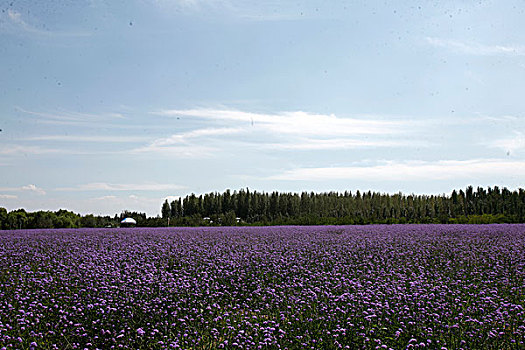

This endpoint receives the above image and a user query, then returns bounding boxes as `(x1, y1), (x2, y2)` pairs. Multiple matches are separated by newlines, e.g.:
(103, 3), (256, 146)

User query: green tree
(81, 214), (97, 228)
(0, 207), (7, 229)
(161, 199), (170, 219)
(31, 211), (56, 229)
(6, 210), (27, 229)
(170, 199), (181, 218)
(222, 210), (237, 226)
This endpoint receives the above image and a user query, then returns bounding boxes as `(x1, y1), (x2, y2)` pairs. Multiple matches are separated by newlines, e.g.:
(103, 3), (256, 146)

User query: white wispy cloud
(133, 127), (243, 157)
(426, 37), (525, 56)
(91, 195), (117, 201)
(268, 159), (525, 181)
(149, 0), (311, 21)
(488, 132), (525, 153)
(264, 138), (422, 150)
(16, 107), (125, 124)
(132, 144), (217, 158)
(164, 195), (181, 202)
(155, 108), (404, 136)
(21, 184), (46, 195)
(0, 184), (46, 195)
(81, 194), (171, 216)
(57, 182), (185, 192)
(152, 0), (210, 10)
(4, 9), (91, 37)
(480, 115), (520, 123)
(0, 145), (64, 155)
(149, 127), (243, 147)
(0, 194), (17, 199)
(22, 135), (150, 143)
(15, 107), (170, 133)
(5, 9), (47, 35)
(0, 144), (122, 156)
(142, 108), (421, 157)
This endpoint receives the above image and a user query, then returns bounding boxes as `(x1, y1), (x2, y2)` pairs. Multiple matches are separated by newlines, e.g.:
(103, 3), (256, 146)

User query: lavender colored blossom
(0, 225), (523, 349)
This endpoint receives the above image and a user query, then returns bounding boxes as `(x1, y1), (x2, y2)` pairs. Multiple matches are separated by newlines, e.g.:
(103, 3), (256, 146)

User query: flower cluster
(0, 225), (523, 349)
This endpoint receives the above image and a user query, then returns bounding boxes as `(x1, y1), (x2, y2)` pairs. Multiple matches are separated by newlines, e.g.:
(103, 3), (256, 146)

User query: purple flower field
(0, 225), (524, 349)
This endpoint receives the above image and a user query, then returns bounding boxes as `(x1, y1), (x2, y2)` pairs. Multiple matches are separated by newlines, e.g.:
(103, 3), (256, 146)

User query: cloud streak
(264, 138), (424, 150)
(0, 184), (46, 195)
(149, 0), (313, 21)
(0, 145), (64, 155)
(269, 159), (525, 181)
(149, 127), (243, 147)
(426, 37), (525, 56)
(0, 194), (17, 199)
(0, 144), (123, 156)
(3, 9), (91, 37)
(132, 127), (243, 157)
(16, 107), (124, 124)
(57, 182), (185, 192)
(488, 132), (525, 153)
(138, 108), (425, 157)
(21, 184), (46, 195)
(81, 194), (172, 216)
(155, 108), (404, 136)
(22, 135), (150, 143)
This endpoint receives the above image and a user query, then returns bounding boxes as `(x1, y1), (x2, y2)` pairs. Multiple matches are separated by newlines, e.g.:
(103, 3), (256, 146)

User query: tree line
(0, 209), (165, 230)
(1, 186), (524, 229)
(161, 186), (525, 226)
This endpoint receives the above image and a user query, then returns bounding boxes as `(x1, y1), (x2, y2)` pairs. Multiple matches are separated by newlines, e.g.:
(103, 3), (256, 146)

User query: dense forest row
(161, 186), (525, 226)
(1, 186), (524, 229)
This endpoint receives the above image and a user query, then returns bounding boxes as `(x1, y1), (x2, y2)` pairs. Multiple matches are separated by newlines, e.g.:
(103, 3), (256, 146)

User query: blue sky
(1, 0), (524, 216)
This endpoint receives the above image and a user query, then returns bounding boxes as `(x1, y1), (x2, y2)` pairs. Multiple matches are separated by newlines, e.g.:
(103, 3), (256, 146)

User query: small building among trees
(120, 217), (137, 227)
